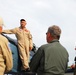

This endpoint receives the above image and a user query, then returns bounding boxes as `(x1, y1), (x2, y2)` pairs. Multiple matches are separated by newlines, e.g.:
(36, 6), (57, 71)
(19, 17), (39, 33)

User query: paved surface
(4, 73), (73, 75)
(65, 73), (73, 75)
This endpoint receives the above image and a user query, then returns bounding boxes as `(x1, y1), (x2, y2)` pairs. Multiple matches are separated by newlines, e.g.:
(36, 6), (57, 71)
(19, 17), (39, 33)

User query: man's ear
(48, 32), (51, 38)
(48, 32), (54, 38)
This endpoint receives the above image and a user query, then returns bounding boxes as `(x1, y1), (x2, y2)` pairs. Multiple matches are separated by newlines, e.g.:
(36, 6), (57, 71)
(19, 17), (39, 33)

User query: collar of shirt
(19, 27), (29, 32)
(49, 39), (59, 43)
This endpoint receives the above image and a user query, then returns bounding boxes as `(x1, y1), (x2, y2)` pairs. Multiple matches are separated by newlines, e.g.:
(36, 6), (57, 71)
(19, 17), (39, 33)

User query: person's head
(46, 25), (61, 43)
(20, 19), (27, 28)
(0, 17), (4, 31)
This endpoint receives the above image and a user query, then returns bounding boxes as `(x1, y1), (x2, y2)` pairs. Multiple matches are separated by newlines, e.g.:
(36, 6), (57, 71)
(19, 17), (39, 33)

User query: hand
(29, 47), (32, 51)
(71, 64), (75, 69)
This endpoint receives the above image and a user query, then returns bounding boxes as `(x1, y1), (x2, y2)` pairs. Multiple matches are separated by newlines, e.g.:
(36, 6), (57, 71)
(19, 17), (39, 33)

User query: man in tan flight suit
(0, 17), (13, 75)
(2, 19), (33, 71)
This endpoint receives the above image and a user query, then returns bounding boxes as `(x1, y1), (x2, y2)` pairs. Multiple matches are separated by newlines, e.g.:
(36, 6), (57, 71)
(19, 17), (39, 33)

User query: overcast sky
(0, 0), (76, 65)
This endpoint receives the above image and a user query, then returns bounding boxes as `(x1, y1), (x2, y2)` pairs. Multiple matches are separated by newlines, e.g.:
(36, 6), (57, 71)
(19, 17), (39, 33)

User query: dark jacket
(30, 39), (69, 75)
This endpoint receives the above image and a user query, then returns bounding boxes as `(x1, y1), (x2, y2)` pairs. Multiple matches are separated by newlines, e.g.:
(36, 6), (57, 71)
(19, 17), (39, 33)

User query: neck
(20, 26), (26, 29)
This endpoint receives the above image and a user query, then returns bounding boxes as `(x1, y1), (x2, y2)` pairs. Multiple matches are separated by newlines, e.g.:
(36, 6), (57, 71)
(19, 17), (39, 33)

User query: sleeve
(29, 32), (33, 49)
(1, 42), (13, 73)
(5, 50), (13, 73)
(2, 28), (17, 34)
(29, 47), (43, 72)
(66, 53), (69, 71)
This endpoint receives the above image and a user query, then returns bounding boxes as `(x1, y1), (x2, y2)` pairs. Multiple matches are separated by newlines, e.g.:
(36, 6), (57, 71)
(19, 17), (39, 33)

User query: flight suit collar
(19, 27), (29, 32)
(19, 26), (26, 29)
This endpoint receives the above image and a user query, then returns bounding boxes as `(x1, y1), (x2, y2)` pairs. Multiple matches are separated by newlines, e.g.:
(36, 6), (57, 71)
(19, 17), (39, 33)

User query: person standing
(30, 25), (69, 75)
(2, 19), (33, 71)
(0, 17), (13, 75)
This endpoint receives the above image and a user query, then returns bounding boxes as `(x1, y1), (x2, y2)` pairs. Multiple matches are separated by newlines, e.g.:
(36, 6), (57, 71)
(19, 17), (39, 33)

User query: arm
(2, 28), (17, 34)
(4, 49), (13, 72)
(0, 41), (13, 72)
(29, 33), (33, 50)
(65, 52), (69, 72)
(30, 47), (43, 72)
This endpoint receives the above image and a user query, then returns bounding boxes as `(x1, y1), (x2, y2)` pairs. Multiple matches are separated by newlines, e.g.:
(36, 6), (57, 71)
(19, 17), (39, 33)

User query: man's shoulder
(0, 35), (8, 44)
(39, 43), (56, 52)
(13, 27), (21, 31)
(0, 34), (7, 40)
(15, 27), (19, 30)
(39, 44), (49, 49)
(25, 28), (30, 32)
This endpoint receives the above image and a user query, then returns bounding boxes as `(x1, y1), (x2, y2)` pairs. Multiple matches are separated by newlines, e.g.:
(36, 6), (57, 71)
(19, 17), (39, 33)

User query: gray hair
(47, 25), (61, 39)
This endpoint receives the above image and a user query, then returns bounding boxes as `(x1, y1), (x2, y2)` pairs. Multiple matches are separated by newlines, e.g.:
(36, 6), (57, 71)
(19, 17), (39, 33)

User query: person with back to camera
(0, 17), (13, 75)
(1, 19), (33, 72)
(30, 25), (69, 75)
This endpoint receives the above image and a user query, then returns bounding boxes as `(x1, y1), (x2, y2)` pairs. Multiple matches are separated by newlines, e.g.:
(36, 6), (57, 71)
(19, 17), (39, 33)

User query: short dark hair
(20, 19), (26, 22)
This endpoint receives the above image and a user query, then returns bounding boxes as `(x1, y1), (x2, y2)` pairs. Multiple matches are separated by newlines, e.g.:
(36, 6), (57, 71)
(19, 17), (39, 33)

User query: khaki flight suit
(0, 34), (13, 75)
(2, 27), (33, 69)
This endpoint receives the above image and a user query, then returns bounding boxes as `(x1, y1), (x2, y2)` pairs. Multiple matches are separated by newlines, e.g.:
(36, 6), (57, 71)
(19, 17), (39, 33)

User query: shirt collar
(49, 39), (59, 43)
